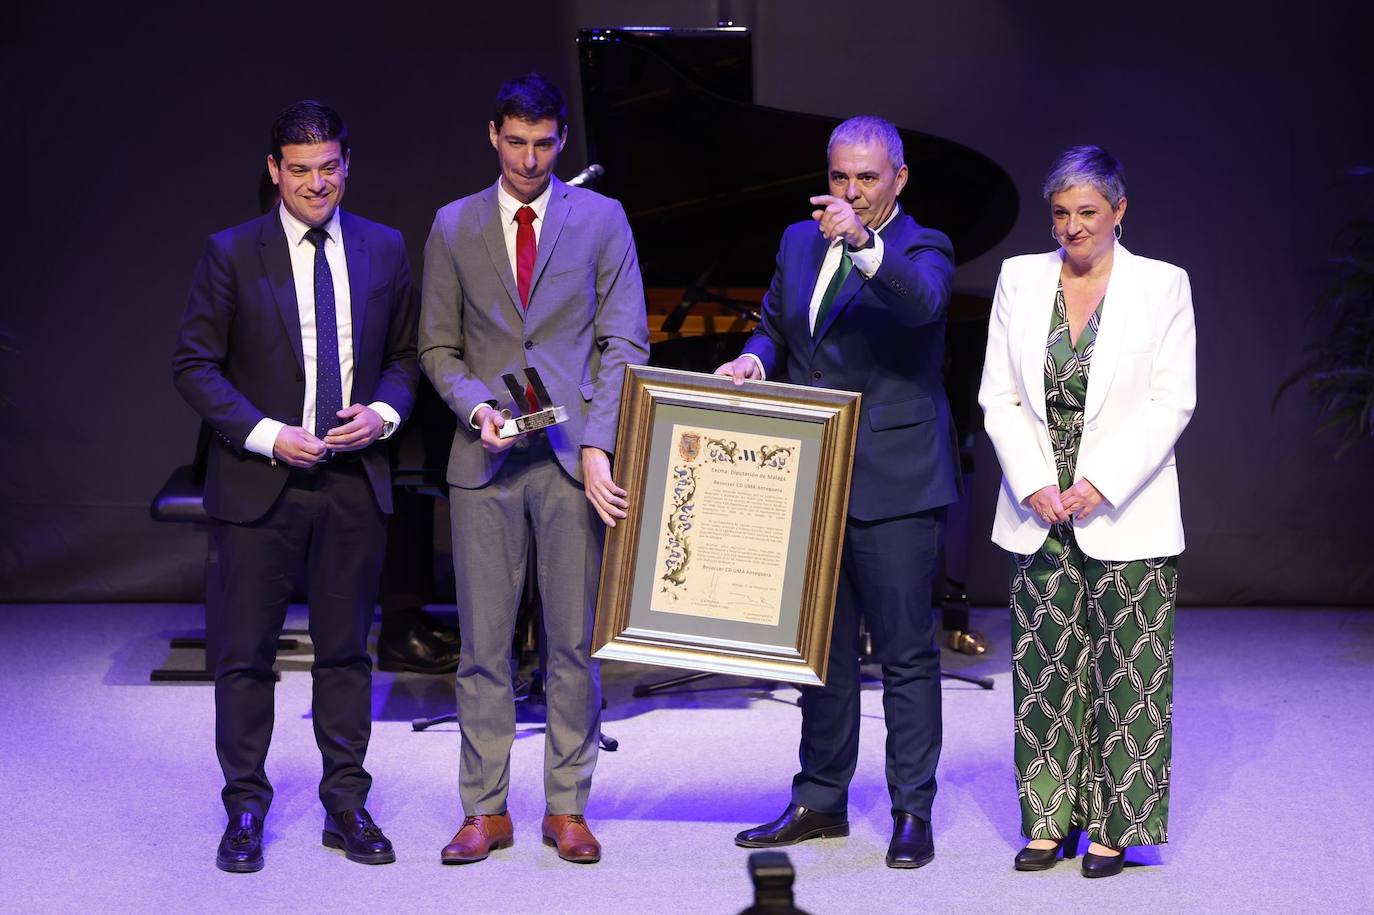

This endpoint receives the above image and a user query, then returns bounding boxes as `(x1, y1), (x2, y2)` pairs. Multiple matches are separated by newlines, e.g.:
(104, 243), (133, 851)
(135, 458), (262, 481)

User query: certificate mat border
(593, 365), (859, 685)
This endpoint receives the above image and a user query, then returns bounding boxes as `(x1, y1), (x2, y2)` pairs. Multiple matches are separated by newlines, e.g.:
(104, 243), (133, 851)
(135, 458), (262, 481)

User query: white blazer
(978, 243), (1196, 561)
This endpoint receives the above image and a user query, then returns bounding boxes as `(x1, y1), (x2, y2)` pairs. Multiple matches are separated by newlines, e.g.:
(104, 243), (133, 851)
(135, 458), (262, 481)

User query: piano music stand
(659, 267), (762, 334)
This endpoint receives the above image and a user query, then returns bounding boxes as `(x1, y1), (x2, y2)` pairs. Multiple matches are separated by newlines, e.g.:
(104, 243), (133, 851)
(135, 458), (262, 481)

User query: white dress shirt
(245, 206), (399, 457)
(467, 178), (554, 429)
(806, 205), (894, 332)
(496, 177), (553, 275)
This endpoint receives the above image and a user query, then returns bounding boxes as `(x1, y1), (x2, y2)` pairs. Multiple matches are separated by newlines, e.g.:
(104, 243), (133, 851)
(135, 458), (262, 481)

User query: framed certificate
(593, 366), (860, 686)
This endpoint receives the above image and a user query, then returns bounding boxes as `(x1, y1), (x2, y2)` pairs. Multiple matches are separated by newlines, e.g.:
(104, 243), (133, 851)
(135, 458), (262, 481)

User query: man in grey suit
(419, 73), (649, 865)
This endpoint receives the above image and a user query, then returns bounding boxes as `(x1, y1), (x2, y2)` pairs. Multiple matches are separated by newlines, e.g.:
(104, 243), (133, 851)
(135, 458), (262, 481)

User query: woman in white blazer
(978, 146), (1196, 878)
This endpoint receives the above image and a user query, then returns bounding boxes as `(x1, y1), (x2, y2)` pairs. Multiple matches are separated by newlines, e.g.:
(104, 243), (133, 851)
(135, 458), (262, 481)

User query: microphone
(566, 163), (605, 188)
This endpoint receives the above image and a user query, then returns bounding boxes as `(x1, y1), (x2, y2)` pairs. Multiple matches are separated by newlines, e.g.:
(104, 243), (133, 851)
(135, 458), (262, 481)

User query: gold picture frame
(593, 365), (861, 686)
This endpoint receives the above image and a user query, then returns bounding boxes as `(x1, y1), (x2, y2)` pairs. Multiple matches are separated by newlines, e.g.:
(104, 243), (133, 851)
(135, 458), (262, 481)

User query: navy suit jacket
(173, 208), (419, 523)
(742, 210), (960, 521)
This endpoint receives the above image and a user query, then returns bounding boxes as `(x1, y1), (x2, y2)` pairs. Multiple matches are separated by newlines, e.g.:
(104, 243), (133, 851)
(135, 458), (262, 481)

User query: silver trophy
(497, 366), (569, 439)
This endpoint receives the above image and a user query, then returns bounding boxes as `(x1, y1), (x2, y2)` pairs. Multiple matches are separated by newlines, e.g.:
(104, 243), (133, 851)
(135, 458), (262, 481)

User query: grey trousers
(448, 438), (603, 815)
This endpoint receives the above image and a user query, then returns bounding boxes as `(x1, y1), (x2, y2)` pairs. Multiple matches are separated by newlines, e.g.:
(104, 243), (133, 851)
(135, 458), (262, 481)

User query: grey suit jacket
(418, 177), (649, 488)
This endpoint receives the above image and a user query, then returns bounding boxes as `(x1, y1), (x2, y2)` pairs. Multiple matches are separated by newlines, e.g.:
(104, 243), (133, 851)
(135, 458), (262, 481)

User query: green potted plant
(1276, 167), (1374, 457)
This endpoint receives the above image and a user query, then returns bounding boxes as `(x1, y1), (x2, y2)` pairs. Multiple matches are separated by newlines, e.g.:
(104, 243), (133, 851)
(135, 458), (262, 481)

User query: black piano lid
(578, 26), (1018, 287)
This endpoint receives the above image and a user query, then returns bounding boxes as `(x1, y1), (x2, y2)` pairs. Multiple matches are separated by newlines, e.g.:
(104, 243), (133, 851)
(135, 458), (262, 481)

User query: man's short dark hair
(270, 100), (349, 163)
(493, 73), (566, 131)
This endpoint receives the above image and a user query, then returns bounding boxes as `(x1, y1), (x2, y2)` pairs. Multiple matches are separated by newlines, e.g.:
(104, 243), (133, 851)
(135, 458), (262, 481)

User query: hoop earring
(1114, 223), (1123, 240)
(1051, 226), (1058, 242)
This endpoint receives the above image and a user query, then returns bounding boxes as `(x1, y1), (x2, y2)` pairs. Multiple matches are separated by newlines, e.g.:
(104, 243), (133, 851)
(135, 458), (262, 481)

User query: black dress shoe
(735, 804), (849, 848)
(886, 811), (934, 868)
(411, 607), (461, 647)
(216, 812), (264, 873)
(1081, 848), (1125, 878)
(1014, 826), (1082, 871)
(322, 808), (396, 865)
(377, 608), (461, 674)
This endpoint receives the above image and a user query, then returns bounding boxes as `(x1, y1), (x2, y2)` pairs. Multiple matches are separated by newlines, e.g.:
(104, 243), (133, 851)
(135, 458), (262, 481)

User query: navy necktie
(305, 227), (343, 442)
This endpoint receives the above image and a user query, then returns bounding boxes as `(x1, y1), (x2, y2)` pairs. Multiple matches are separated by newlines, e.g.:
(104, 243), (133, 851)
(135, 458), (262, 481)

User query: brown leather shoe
(440, 814), (513, 864)
(541, 814), (601, 863)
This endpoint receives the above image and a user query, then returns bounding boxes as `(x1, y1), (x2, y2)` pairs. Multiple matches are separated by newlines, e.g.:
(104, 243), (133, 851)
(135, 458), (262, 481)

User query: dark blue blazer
(742, 210), (960, 521)
(173, 209), (418, 523)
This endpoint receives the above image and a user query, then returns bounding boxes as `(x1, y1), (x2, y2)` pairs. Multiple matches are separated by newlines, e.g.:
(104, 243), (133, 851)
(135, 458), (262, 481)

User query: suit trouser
(792, 509), (944, 818)
(448, 437), (603, 815)
(207, 461), (386, 818)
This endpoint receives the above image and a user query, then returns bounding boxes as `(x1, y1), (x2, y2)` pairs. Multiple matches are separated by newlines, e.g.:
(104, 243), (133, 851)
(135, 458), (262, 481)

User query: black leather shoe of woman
(1081, 847), (1125, 878)
(1013, 826), (1081, 871)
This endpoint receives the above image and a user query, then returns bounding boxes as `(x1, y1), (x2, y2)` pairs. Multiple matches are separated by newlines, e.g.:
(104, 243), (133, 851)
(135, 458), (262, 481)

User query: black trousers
(791, 508), (944, 819)
(206, 461), (386, 818)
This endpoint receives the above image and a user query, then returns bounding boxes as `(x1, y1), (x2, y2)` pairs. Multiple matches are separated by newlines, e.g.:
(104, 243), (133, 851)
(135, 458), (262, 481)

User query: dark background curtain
(3, 1), (1371, 605)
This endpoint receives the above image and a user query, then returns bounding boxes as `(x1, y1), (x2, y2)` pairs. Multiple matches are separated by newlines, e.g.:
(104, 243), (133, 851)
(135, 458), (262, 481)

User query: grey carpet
(1, 604), (1370, 914)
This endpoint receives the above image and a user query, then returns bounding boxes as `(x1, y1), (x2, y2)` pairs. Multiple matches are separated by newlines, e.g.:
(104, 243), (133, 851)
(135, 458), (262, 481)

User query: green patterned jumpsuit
(1009, 285), (1177, 849)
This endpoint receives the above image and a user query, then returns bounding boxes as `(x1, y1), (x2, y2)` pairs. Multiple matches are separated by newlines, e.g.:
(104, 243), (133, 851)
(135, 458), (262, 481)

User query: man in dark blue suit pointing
(719, 115), (958, 869)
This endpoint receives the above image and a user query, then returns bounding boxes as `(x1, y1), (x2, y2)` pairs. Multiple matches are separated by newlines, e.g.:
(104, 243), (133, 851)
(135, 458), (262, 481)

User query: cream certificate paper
(650, 424), (803, 626)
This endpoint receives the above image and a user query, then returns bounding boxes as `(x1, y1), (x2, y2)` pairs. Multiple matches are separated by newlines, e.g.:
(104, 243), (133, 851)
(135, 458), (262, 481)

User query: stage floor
(1, 603), (1371, 913)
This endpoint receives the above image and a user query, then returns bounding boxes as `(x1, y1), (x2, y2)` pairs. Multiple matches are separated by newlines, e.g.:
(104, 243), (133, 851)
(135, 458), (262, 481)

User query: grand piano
(577, 25), (1016, 361)
(577, 26), (1018, 656)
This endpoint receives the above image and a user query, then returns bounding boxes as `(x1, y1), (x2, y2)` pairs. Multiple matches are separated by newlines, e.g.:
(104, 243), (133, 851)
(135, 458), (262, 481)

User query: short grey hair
(828, 115), (904, 172)
(1042, 145), (1126, 205)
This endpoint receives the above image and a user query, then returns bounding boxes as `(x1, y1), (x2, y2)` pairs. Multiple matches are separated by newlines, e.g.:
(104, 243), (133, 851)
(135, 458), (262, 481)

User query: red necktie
(515, 205), (537, 309)
(514, 205), (540, 413)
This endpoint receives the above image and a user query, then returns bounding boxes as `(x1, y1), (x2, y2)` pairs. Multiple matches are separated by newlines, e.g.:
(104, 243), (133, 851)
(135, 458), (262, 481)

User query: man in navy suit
(173, 101), (418, 872)
(719, 115), (958, 869)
